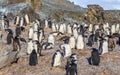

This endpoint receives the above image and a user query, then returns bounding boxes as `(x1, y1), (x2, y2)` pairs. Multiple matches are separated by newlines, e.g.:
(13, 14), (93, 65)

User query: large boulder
(85, 5), (105, 24)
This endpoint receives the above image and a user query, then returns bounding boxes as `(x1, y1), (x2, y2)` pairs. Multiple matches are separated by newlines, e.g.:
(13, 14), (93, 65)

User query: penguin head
(70, 53), (77, 62)
(56, 50), (61, 53)
(55, 50), (62, 56)
(92, 48), (97, 51)
(47, 43), (54, 49)
(14, 36), (19, 39)
(32, 49), (37, 54)
(70, 53), (77, 58)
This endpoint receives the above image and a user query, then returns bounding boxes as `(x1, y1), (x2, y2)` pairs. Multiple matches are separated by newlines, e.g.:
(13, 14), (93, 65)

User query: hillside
(42, 0), (84, 11)
(105, 10), (120, 22)
(0, 0), (87, 21)
(37, 0), (87, 21)
(0, 0), (85, 11)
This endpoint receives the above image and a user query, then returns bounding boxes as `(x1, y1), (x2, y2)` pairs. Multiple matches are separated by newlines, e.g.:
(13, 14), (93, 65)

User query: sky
(69, 0), (120, 10)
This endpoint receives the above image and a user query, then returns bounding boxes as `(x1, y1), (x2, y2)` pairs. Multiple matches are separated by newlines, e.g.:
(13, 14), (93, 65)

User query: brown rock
(85, 5), (105, 24)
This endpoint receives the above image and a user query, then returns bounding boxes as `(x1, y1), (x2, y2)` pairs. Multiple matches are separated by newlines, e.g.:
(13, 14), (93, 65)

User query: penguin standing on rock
(94, 29), (100, 42)
(29, 49), (38, 66)
(66, 54), (78, 75)
(27, 40), (34, 55)
(25, 14), (30, 24)
(91, 48), (100, 66)
(48, 18), (52, 28)
(67, 24), (72, 35)
(38, 28), (45, 43)
(20, 17), (24, 27)
(115, 24), (120, 33)
(61, 43), (72, 57)
(6, 29), (13, 44)
(28, 26), (34, 40)
(86, 33), (95, 47)
(111, 25), (116, 35)
(13, 36), (26, 52)
(48, 33), (55, 45)
(52, 22), (57, 32)
(51, 50), (62, 67)
(33, 31), (38, 41)
(15, 25), (21, 36)
(33, 23), (38, 32)
(45, 19), (48, 28)
(7, 31), (13, 44)
(59, 23), (64, 33)
(73, 28), (78, 39)
(13, 36), (21, 51)
(4, 17), (9, 29)
(108, 36), (115, 51)
(98, 38), (108, 55)
(76, 34), (84, 50)
(69, 35), (76, 49)
(36, 41), (42, 56)
(14, 16), (20, 25)
(1, 15), (5, 30)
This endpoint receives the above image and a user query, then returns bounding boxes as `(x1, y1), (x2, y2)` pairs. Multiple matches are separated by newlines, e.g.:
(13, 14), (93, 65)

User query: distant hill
(37, 0), (87, 21)
(0, 0), (87, 21)
(42, 0), (85, 11)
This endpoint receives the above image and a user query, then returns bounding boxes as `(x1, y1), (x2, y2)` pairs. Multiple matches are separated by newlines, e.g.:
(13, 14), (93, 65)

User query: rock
(85, 4), (120, 25)
(85, 5), (105, 24)
(0, 51), (19, 69)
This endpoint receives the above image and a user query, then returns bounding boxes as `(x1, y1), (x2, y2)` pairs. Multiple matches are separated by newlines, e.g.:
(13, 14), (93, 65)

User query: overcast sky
(69, 0), (120, 10)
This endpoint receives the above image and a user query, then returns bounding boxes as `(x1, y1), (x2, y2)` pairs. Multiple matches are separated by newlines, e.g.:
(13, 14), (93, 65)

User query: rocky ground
(0, 22), (120, 75)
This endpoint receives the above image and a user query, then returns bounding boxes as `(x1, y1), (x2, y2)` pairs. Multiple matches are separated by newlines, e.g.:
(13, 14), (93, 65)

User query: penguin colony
(0, 14), (120, 75)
